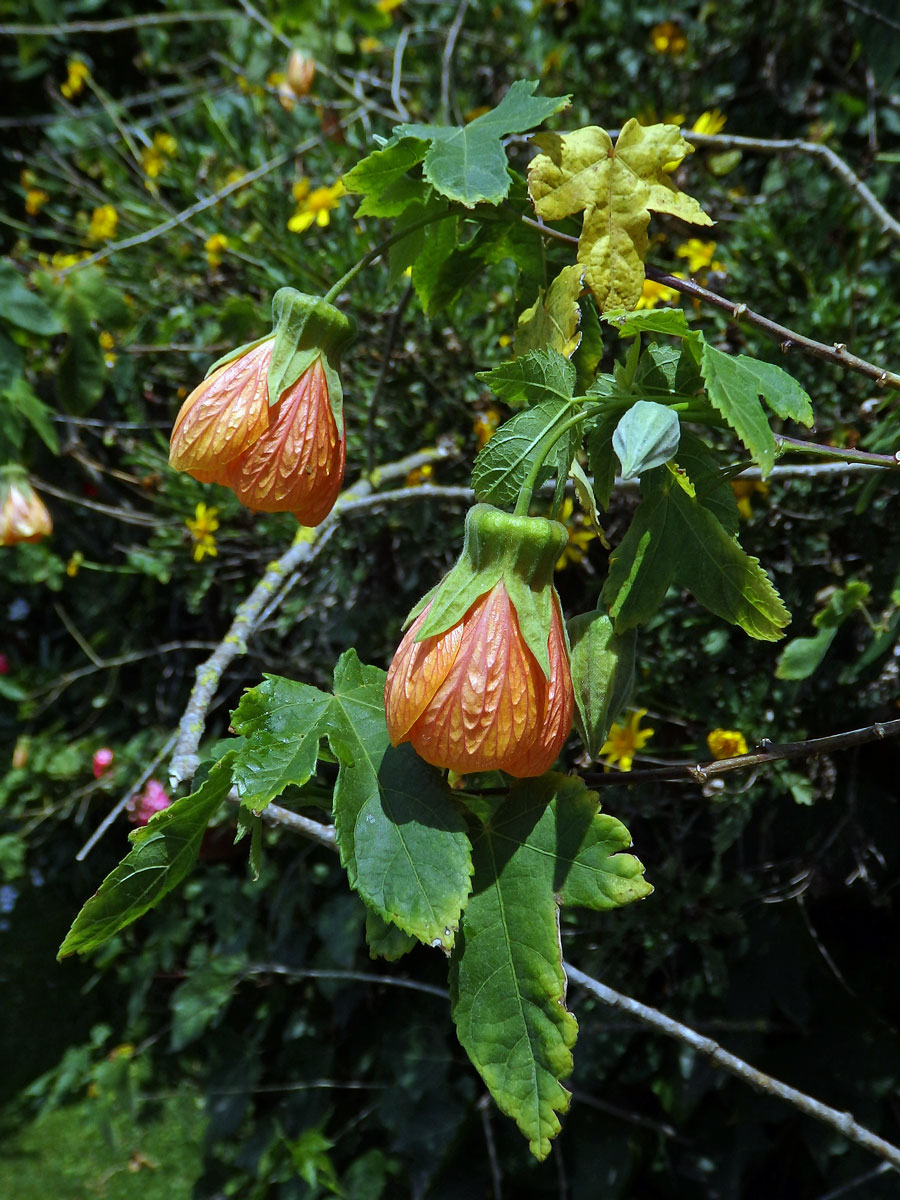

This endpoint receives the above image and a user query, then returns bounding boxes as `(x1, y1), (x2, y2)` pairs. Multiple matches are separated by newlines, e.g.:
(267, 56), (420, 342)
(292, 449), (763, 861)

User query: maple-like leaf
(528, 120), (712, 311)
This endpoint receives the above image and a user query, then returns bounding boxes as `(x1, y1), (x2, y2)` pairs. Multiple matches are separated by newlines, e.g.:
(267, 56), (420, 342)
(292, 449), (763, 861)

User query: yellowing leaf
(514, 263), (585, 358)
(528, 120), (712, 311)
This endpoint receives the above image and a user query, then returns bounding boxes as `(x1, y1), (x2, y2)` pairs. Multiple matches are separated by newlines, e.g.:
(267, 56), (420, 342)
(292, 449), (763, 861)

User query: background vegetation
(1, 0), (899, 1196)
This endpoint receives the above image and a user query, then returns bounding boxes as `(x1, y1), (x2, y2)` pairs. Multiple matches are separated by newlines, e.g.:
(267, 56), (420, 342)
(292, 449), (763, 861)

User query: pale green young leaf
(329, 652), (472, 949)
(612, 399), (681, 479)
(58, 755), (235, 958)
(700, 343), (778, 475)
(604, 308), (691, 339)
(396, 81), (570, 207)
(471, 396), (580, 507)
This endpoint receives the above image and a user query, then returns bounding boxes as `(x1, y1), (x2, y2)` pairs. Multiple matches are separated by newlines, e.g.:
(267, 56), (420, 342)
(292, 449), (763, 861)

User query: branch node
(756, 738), (775, 753)
(873, 722), (886, 739)
(780, 340), (794, 353)
(689, 765), (709, 783)
(833, 342), (847, 355)
(731, 302), (747, 317)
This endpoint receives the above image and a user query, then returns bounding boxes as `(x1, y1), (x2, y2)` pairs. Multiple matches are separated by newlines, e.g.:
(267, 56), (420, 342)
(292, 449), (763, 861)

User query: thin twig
(684, 129), (900, 242)
(564, 962), (900, 1172)
(519, 214), (900, 392)
(0, 11), (239, 34)
(440, 0), (470, 125)
(391, 25), (412, 122)
(583, 717), (900, 788)
(76, 732), (179, 860)
(258, 799), (337, 851)
(168, 446), (456, 788)
(478, 1093), (504, 1200)
(243, 962), (448, 1000)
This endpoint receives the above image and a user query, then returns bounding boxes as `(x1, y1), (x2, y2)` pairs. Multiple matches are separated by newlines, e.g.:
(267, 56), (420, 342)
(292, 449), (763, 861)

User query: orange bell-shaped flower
(169, 289), (354, 526)
(385, 505), (574, 777)
(0, 469), (53, 546)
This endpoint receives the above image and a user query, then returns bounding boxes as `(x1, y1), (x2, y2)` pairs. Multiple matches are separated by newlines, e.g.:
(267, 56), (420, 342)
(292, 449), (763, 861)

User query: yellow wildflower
(731, 478), (769, 520)
(498, 334), (512, 349)
(25, 188), (49, 216)
(636, 107), (686, 128)
(88, 204), (118, 242)
(473, 403), (502, 448)
(287, 178), (344, 233)
(650, 20), (687, 55)
(405, 463), (434, 487)
(185, 502), (219, 562)
(98, 330), (116, 368)
(66, 550), (84, 577)
(359, 36), (383, 52)
(692, 109), (727, 136)
(675, 238), (717, 273)
(556, 498), (597, 570)
(267, 71), (286, 87)
(376, 0), (404, 12)
(599, 709), (654, 771)
(204, 233), (229, 268)
(61, 58), (90, 100)
(707, 729), (748, 760)
(634, 278), (679, 311)
(141, 132), (178, 180)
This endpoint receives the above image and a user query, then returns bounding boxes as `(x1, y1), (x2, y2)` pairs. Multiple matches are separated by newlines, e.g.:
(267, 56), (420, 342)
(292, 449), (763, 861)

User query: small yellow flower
(25, 188), (49, 216)
(636, 107), (687, 128)
(61, 58), (90, 100)
(599, 709), (654, 771)
(473, 403), (502, 448)
(88, 204), (118, 242)
(141, 132), (178, 180)
(204, 233), (229, 268)
(185, 502), (219, 562)
(650, 20), (687, 55)
(692, 109), (727, 136)
(376, 0), (404, 12)
(405, 463), (434, 487)
(497, 334), (512, 349)
(287, 178), (344, 233)
(675, 238), (717, 274)
(731, 478), (769, 520)
(98, 330), (116, 367)
(634, 278), (679, 311)
(555, 498), (597, 570)
(359, 36), (383, 52)
(66, 550), (84, 577)
(707, 729), (748, 760)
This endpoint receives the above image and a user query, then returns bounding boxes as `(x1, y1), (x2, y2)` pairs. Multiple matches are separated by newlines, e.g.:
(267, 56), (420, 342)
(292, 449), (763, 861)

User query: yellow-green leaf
(528, 120), (712, 311)
(514, 264), (585, 358)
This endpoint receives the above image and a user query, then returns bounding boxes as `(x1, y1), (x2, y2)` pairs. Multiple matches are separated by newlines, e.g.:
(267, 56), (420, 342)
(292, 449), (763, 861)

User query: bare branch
(0, 10), (240, 35)
(564, 962), (900, 1172)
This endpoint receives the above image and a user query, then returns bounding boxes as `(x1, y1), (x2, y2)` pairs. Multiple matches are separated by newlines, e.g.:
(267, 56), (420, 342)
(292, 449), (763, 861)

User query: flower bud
(385, 505), (574, 777)
(169, 290), (354, 526)
(92, 747), (114, 778)
(126, 779), (171, 826)
(0, 469), (52, 546)
(286, 50), (315, 98)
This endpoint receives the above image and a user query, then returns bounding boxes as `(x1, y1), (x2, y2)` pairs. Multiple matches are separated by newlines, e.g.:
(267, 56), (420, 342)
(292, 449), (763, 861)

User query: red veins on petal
(225, 358), (344, 524)
(385, 584), (573, 778)
(169, 339), (272, 480)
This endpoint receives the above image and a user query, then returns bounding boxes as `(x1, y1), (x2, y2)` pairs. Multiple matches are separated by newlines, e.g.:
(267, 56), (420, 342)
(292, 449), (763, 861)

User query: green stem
(513, 410), (592, 516)
(775, 435), (900, 469)
(323, 208), (460, 304)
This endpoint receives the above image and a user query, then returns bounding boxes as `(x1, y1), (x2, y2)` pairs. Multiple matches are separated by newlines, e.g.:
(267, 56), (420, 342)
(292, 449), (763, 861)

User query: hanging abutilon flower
(0, 468), (53, 546)
(385, 504), (574, 777)
(169, 289), (354, 526)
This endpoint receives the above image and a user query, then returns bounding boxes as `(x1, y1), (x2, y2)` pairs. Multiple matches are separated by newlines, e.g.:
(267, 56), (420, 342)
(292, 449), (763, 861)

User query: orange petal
(169, 339), (272, 480)
(501, 595), (573, 777)
(224, 357), (344, 524)
(385, 603), (464, 745)
(407, 584), (548, 775)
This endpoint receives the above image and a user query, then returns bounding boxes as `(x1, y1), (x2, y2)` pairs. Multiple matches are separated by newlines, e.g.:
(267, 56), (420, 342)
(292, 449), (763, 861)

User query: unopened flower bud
(0, 469), (52, 546)
(169, 290), (354, 525)
(92, 747), (114, 778)
(286, 50), (315, 97)
(385, 505), (574, 777)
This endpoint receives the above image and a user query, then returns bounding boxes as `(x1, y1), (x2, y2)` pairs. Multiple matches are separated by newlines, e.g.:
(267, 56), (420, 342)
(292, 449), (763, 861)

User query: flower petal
(501, 595), (573, 777)
(169, 339), (272, 479)
(385, 602), (465, 745)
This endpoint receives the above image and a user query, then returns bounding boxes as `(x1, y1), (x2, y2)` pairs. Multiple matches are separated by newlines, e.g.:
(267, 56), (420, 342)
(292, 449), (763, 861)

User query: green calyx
(409, 504), (569, 678)
(203, 288), (356, 434)
(566, 611), (636, 757)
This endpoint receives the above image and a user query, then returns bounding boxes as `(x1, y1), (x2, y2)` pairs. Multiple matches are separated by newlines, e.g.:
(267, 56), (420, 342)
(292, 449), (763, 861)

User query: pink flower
(126, 779), (171, 825)
(92, 747), (114, 778)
